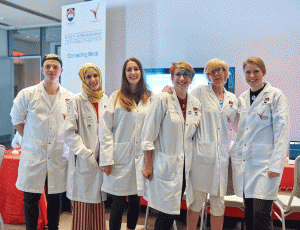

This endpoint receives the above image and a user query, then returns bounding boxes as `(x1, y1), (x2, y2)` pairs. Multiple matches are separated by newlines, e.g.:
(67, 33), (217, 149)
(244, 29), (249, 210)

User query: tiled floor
(4, 207), (299, 230)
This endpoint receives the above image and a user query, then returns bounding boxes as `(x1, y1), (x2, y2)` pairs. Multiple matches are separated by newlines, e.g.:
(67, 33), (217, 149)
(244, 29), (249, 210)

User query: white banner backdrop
(61, 0), (106, 94)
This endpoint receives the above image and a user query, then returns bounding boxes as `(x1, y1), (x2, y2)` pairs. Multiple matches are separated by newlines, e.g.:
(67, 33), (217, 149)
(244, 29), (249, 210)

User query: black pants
(109, 194), (140, 230)
(154, 165), (186, 230)
(244, 198), (273, 230)
(23, 177), (62, 230)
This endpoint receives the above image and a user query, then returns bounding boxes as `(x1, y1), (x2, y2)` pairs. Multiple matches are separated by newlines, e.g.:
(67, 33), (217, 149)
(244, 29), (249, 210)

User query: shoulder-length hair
(243, 57), (266, 76)
(116, 57), (151, 112)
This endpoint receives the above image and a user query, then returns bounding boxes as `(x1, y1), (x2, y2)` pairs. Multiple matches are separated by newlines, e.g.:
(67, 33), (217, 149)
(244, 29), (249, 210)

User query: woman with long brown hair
(100, 57), (152, 230)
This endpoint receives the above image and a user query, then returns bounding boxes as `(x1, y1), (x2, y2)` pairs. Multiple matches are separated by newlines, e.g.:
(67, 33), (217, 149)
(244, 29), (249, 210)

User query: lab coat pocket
(76, 154), (98, 174)
(113, 142), (131, 165)
(251, 144), (272, 166)
(154, 152), (178, 181)
(256, 103), (272, 124)
(194, 142), (216, 165)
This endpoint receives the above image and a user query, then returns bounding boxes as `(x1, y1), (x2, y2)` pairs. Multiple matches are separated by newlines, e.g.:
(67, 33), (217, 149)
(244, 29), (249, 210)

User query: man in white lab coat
(10, 54), (73, 230)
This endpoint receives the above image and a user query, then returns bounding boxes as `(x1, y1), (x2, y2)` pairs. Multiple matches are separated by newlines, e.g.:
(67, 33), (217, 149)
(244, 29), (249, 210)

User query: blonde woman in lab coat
(100, 57), (152, 230)
(187, 58), (238, 230)
(231, 57), (290, 230)
(64, 63), (108, 229)
(141, 62), (201, 230)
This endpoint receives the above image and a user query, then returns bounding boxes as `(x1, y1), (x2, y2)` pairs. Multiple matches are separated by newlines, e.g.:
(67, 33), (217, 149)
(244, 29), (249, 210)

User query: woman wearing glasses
(230, 57), (289, 230)
(187, 58), (238, 230)
(141, 62), (201, 230)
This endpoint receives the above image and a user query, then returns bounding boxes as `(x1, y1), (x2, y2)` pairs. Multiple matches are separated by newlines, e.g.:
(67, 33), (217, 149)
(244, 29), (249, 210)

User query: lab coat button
(49, 143), (51, 145)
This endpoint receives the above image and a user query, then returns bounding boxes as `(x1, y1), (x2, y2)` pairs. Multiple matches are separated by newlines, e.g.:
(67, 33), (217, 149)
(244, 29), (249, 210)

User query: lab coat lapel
(185, 95), (196, 136)
(38, 81), (52, 109)
(50, 86), (62, 112)
(222, 89), (230, 111)
(82, 91), (97, 120)
(171, 88), (185, 123)
(207, 84), (221, 109)
(249, 83), (270, 112)
(244, 89), (251, 112)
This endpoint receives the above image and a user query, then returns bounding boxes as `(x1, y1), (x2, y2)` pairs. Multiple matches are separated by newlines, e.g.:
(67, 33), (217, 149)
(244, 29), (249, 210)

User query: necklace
(251, 95), (256, 101)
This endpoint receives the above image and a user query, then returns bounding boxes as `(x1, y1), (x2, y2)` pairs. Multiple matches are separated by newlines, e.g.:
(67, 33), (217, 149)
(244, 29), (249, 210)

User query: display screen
(145, 67), (235, 95)
(290, 142), (300, 160)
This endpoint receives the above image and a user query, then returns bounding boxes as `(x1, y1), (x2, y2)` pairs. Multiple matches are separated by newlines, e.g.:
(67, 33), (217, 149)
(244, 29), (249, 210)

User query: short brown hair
(41, 54), (62, 67)
(243, 57), (266, 76)
(170, 62), (195, 78)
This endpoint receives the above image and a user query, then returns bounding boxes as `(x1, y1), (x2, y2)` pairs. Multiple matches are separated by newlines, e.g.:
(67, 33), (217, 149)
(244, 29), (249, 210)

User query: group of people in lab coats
(10, 54), (289, 230)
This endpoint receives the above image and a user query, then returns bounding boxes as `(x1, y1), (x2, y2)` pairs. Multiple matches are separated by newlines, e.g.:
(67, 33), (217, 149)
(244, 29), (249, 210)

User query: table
(279, 161), (295, 191)
(0, 149), (47, 229)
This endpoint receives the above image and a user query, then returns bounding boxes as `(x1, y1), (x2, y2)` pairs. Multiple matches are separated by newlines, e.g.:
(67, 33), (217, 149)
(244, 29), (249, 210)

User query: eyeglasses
(174, 73), (192, 78)
(207, 68), (225, 76)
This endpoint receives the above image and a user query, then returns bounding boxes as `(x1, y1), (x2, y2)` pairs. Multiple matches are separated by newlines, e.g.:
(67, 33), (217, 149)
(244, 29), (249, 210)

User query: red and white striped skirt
(71, 201), (106, 230)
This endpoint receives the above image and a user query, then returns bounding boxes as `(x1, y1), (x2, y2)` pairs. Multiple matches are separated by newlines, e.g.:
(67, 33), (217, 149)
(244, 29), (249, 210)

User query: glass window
(9, 28), (41, 56)
(13, 57), (41, 97)
(45, 26), (61, 55)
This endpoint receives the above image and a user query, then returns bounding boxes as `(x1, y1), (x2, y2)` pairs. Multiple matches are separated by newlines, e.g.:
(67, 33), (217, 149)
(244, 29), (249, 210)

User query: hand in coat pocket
(268, 171), (280, 178)
(101, 165), (112, 175)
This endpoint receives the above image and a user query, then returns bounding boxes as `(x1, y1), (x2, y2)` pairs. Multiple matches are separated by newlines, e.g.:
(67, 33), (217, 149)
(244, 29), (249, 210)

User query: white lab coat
(190, 85), (238, 197)
(10, 81), (73, 194)
(64, 91), (108, 203)
(11, 131), (23, 148)
(230, 82), (290, 200)
(100, 91), (153, 196)
(141, 90), (201, 215)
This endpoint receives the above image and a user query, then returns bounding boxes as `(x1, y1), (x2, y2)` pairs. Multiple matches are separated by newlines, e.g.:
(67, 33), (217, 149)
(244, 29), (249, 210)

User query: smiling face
(244, 63), (265, 91)
(84, 68), (100, 91)
(207, 65), (227, 87)
(171, 68), (193, 94)
(125, 61), (141, 89)
(41, 59), (63, 83)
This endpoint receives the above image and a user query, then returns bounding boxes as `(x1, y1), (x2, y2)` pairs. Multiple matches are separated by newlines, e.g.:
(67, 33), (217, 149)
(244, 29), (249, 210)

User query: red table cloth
(0, 149), (47, 229)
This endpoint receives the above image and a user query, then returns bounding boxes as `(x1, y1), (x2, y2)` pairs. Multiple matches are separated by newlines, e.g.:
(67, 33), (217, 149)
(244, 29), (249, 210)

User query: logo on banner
(90, 4), (100, 19)
(67, 8), (75, 21)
